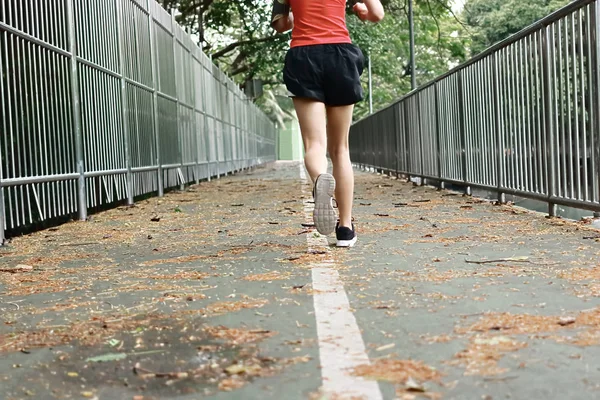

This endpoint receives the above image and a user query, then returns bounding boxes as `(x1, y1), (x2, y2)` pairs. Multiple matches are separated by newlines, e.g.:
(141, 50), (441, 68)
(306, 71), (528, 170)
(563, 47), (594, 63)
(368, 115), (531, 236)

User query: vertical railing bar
(529, 34), (536, 192)
(580, 7), (589, 201)
(40, 44), (50, 219)
(565, 15), (574, 199)
(404, 99), (410, 174)
(434, 82), (442, 188)
(572, 10), (582, 200)
(60, 49), (73, 215)
(148, 3), (163, 196)
(504, 47), (512, 190)
(116, 0), (134, 205)
(517, 39), (524, 192)
(476, 63), (484, 185)
(202, 60), (211, 181)
(513, 43), (521, 192)
(591, 2), (600, 204)
(173, 21), (184, 189)
(0, 30), (6, 244)
(50, 53), (61, 202)
(544, 22), (557, 216)
(457, 69), (470, 194)
(417, 94), (424, 183)
(21, 38), (33, 224)
(488, 57), (496, 186)
(13, 36), (24, 228)
(508, 44), (515, 191)
(492, 52), (505, 203)
(475, 65), (482, 184)
(535, 31), (545, 194)
(524, 35), (532, 193)
(452, 77), (460, 181)
(557, 19), (565, 198)
(470, 66), (478, 184)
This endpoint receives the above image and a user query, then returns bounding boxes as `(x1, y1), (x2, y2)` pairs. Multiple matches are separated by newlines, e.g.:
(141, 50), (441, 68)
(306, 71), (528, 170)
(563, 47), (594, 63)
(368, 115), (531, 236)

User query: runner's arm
(271, 0), (293, 32)
(353, 0), (384, 22)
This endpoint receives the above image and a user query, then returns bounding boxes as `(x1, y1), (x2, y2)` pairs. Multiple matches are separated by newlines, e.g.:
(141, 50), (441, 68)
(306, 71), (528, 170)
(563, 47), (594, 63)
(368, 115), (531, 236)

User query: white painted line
(299, 164), (383, 400)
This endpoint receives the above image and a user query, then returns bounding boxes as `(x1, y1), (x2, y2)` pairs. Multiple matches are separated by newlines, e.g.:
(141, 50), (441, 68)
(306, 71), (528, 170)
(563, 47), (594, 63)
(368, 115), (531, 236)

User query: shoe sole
(336, 236), (357, 247)
(313, 173), (336, 235)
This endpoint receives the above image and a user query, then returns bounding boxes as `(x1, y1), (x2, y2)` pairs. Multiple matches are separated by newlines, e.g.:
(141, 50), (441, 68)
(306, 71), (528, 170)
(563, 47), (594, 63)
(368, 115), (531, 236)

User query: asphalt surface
(1, 161), (600, 400)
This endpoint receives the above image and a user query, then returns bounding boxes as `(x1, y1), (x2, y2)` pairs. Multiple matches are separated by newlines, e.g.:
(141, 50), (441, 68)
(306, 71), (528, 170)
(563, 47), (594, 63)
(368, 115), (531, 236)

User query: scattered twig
(0, 340), (17, 349)
(465, 258), (531, 265)
(465, 257), (558, 266)
(133, 362), (189, 380)
(483, 376), (518, 382)
(1, 302), (20, 310)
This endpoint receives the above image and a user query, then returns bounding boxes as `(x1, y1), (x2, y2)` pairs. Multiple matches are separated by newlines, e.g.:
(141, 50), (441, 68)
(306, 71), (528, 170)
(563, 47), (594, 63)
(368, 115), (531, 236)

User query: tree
(463, 0), (570, 55)
(349, 0), (470, 119)
(161, 0), (470, 121)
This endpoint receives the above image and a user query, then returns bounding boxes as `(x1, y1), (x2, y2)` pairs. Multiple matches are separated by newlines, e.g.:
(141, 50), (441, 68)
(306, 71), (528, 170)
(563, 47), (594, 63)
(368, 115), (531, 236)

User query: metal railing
(351, 0), (600, 216)
(0, 0), (277, 242)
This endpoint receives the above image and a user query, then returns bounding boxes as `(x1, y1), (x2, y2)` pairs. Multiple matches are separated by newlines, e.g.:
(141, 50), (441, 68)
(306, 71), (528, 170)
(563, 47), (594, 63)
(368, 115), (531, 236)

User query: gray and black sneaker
(336, 223), (357, 247)
(313, 173), (337, 235)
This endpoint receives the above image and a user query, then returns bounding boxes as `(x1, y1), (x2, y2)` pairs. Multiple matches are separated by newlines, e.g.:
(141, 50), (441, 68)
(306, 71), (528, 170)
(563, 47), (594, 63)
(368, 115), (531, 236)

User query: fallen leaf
(558, 317), (576, 326)
(225, 363), (262, 375)
(0, 264), (33, 273)
(405, 376), (425, 392)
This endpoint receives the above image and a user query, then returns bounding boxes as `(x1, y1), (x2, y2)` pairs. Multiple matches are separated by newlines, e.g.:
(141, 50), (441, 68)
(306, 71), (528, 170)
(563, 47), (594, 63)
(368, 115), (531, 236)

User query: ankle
(338, 218), (353, 228)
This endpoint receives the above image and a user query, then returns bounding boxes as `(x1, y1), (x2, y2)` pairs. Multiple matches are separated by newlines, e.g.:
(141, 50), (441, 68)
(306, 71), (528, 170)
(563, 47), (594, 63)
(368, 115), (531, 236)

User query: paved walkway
(1, 161), (600, 400)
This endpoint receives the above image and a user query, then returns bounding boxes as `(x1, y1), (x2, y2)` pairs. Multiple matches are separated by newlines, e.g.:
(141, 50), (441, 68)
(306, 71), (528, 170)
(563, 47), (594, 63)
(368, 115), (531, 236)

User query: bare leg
(326, 104), (354, 228)
(293, 98), (327, 182)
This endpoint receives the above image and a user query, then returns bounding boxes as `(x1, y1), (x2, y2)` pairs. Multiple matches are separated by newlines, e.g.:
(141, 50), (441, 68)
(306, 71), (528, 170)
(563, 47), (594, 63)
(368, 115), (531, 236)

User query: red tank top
(289, 0), (351, 48)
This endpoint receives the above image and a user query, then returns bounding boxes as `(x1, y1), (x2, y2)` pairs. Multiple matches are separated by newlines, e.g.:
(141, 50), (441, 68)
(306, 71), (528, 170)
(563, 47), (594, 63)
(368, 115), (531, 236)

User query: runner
(272, 0), (384, 247)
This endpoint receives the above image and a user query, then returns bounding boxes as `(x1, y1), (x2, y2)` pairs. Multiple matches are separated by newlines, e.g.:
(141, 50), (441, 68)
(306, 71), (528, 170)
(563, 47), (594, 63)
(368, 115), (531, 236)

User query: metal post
(68, 0), (87, 220)
(116, 0), (134, 205)
(148, 2), (164, 196)
(492, 52), (505, 204)
(457, 70), (471, 195)
(408, 0), (416, 90)
(368, 49), (373, 114)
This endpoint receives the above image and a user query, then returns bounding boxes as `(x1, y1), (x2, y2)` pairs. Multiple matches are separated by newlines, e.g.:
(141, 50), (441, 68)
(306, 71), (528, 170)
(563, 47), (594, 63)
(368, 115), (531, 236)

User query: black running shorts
(283, 43), (365, 107)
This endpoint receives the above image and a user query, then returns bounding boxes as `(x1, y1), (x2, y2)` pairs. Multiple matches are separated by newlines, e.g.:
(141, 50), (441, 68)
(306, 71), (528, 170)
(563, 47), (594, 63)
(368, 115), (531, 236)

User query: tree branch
(431, 0), (472, 33)
(425, 0), (443, 58)
(211, 34), (286, 60)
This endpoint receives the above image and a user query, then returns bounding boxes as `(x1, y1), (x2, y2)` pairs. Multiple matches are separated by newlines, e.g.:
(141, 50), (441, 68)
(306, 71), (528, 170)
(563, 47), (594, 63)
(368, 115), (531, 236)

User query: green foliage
(166, 0), (574, 122)
(463, 0), (570, 55)
(349, 0), (469, 119)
